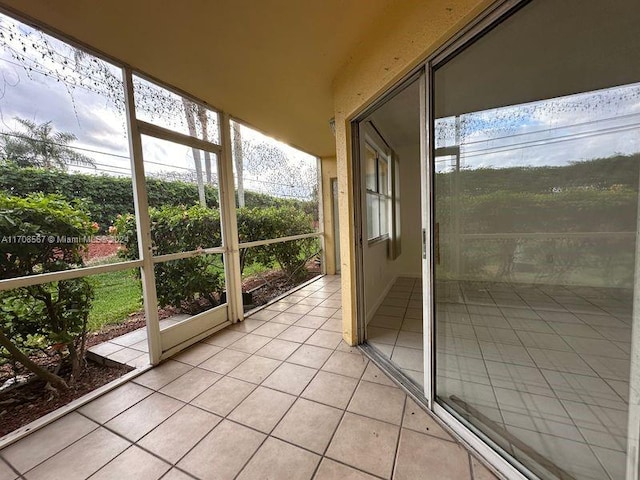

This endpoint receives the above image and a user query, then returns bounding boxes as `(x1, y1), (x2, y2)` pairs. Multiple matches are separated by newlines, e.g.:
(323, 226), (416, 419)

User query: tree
(1, 117), (94, 170)
(181, 98), (207, 207)
(233, 121), (245, 207)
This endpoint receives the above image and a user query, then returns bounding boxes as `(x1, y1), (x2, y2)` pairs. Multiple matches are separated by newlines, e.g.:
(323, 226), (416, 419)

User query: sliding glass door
(430, 1), (639, 479)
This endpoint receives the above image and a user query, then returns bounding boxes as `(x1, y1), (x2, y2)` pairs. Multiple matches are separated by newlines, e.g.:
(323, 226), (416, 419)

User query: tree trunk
(197, 105), (213, 185)
(182, 99), (207, 207)
(0, 329), (68, 390)
(71, 313), (89, 381)
(232, 122), (245, 207)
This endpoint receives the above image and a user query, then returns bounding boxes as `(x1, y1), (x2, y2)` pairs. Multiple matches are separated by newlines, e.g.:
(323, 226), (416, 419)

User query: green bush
(0, 193), (95, 387)
(236, 206), (318, 280)
(113, 204), (318, 312)
(434, 156), (640, 286)
(114, 205), (224, 314)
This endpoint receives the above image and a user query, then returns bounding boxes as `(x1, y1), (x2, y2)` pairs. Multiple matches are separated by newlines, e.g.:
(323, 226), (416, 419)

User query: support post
(123, 68), (162, 364)
(626, 178), (640, 480)
(317, 156), (326, 274)
(220, 113), (244, 323)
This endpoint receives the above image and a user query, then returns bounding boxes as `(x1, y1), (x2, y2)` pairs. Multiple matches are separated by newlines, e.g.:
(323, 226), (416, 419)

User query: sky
(0, 12), (318, 201)
(435, 82), (640, 173)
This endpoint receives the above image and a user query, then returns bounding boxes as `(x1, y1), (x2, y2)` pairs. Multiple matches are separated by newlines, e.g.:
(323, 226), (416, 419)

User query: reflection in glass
(365, 144), (377, 190)
(370, 195), (381, 239)
(379, 196), (389, 237)
(379, 158), (389, 196)
(434, 81), (638, 480)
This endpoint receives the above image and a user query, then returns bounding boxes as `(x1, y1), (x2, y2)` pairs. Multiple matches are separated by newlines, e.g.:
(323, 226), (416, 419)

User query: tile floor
(367, 277), (425, 387)
(87, 315), (191, 370)
(0, 275), (497, 480)
(367, 277), (630, 480)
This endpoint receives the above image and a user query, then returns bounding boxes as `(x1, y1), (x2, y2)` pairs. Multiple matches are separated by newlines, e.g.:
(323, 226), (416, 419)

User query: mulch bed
(0, 362), (130, 438)
(82, 238), (121, 263)
(0, 265), (321, 439)
(243, 265), (322, 309)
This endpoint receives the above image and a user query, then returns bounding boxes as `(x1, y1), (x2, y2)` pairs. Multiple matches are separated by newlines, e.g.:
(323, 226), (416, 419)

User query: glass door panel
(434, 86), (638, 480)
(140, 134), (228, 352)
(432, 2), (639, 479)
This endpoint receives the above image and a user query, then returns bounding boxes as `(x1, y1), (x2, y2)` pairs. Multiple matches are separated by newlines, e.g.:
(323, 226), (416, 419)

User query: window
(365, 140), (391, 241)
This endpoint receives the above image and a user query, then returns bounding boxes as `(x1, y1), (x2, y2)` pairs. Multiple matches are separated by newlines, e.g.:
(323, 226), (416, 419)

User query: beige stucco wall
(321, 156), (338, 275)
(332, 0), (492, 345)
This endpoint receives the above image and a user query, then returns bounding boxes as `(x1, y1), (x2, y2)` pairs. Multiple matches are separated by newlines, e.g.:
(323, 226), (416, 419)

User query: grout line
(75, 409), (199, 479)
(226, 334), (342, 478)
(0, 453), (23, 480)
(7, 278), (629, 480)
(467, 450), (474, 480)
(315, 457), (389, 480)
(13, 421), (107, 478)
(158, 466), (199, 480)
(309, 349), (372, 479)
(2, 282), (342, 479)
(389, 390), (409, 479)
(183, 301), (345, 479)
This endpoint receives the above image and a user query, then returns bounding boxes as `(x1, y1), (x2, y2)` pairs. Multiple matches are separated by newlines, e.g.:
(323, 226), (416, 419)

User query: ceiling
(0, 0), (395, 157)
(435, 0), (640, 118)
(368, 79), (420, 152)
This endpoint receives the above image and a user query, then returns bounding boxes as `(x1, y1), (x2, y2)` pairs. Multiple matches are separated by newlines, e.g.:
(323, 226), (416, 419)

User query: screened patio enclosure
(0, 16), (324, 365)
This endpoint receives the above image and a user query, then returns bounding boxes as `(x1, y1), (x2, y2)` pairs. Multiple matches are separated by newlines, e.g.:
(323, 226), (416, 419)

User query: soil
(0, 362), (129, 438)
(82, 237), (121, 263)
(243, 268), (321, 310)
(0, 259), (322, 439)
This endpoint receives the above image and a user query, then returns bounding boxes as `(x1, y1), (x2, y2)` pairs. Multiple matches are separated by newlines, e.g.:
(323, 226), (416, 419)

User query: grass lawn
(88, 269), (142, 332)
(242, 261), (274, 278)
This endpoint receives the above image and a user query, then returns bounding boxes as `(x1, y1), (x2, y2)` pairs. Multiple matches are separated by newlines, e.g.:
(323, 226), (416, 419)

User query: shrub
(114, 205), (224, 314)
(0, 194), (95, 388)
(236, 206), (318, 280)
(114, 204), (319, 312)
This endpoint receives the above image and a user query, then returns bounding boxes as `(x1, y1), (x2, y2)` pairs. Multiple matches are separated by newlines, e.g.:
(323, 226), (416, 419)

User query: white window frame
(363, 124), (393, 244)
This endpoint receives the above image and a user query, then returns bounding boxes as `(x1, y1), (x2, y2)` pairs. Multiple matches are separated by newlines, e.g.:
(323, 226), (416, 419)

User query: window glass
(378, 157), (389, 195)
(379, 196), (389, 236)
(365, 144), (378, 191)
(367, 193), (381, 240)
(433, 2), (639, 479)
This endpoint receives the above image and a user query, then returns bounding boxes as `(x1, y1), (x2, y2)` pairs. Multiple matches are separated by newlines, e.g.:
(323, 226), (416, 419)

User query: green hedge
(435, 154), (639, 196)
(0, 163), (318, 232)
(113, 204), (317, 313)
(434, 155), (640, 287)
